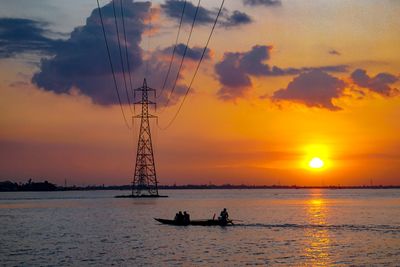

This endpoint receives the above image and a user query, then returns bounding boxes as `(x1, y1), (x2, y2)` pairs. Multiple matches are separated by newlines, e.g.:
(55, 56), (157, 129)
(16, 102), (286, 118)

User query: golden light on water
(304, 192), (331, 266)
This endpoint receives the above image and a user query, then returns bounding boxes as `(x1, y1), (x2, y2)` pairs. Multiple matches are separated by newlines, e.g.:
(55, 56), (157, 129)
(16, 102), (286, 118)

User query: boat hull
(115, 194), (168, 198)
(154, 218), (232, 226)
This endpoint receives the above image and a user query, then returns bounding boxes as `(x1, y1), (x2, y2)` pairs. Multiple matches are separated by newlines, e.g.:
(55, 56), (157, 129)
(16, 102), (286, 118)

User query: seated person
(174, 211), (184, 223)
(219, 208), (229, 222)
(183, 211), (190, 224)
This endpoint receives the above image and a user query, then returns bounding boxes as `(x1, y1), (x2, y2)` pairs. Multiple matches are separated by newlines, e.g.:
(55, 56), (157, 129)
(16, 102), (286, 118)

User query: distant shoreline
(1, 180), (400, 192)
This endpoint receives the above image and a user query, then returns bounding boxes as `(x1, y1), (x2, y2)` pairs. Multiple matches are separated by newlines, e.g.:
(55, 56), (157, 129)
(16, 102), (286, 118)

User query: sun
(302, 144), (330, 170)
(309, 157), (324, 169)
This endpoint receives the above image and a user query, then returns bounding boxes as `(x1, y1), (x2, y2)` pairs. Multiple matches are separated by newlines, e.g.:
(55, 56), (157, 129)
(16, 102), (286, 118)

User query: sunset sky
(0, 0), (399, 186)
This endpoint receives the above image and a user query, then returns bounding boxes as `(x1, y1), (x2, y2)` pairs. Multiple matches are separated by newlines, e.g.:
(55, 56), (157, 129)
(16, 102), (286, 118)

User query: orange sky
(0, 0), (399, 186)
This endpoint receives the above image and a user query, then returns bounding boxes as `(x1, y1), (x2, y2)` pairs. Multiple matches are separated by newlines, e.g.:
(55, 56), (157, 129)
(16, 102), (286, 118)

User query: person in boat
(219, 208), (229, 223)
(174, 211), (184, 223)
(183, 211), (190, 224)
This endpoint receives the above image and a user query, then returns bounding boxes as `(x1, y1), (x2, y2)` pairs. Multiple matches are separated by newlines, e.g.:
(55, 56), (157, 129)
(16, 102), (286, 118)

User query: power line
(162, 0), (201, 109)
(96, 0), (131, 129)
(112, 0), (133, 113)
(120, 0), (135, 97)
(158, 0), (187, 99)
(158, 0), (225, 130)
(145, 0), (153, 78)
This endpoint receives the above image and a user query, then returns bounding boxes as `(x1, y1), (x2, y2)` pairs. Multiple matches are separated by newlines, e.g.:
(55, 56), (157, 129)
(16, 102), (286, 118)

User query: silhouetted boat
(115, 194), (168, 198)
(154, 218), (233, 226)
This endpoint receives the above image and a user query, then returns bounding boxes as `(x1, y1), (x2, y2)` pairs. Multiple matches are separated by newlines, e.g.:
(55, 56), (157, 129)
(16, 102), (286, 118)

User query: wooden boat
(115, 194), (168, 198)
(154, 218), (233, 226)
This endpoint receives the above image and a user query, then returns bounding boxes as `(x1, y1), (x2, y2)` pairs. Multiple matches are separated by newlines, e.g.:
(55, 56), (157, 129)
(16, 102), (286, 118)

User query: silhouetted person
(183, 211), (190, 225)
(219, 208), (229, 223)
(175, 211), (184, 224)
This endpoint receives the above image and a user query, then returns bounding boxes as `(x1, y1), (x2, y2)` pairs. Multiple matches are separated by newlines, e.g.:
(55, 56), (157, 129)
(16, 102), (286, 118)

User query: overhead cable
(120, 0), (135, 97)
(158, 0), (187, 99)
(96, 0), (132, 129)
(158, 0), (225, 130)
(112, 0), (133, 113)
(162, 0), (201, 109)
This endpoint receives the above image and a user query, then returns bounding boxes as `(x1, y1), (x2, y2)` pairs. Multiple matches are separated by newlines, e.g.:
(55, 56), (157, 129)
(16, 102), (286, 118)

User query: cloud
(215, 45), (272, 100)
(302, 65), (348, 73)
(222, 11), (253, 28)
(31, 0), (148, 105)
(161, 0), (214, 25)
(0, 18), (61, 58)
(161, 0), (253, 28)
(268, 68), (398, 110)
(238, 45), (272, 75)
(215, 45), (348, 100)
(215, 52), (252, 100)
(351, 69), (399, 97)
(29, 0), (189, 107)
(272, 70), (347, 111)
(162, 43), (211, 60)
(328, 49), (341, 56)
(243, 0), (281, 7)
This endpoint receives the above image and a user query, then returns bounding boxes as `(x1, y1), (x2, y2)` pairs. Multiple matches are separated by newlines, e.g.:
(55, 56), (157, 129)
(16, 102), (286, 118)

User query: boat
(154, 218), (233, 226)
(115, 194), (168, 198)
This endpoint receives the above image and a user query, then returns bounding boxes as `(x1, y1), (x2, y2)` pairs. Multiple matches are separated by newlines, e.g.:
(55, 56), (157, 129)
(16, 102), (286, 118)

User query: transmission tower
(132, 78), (159, 196)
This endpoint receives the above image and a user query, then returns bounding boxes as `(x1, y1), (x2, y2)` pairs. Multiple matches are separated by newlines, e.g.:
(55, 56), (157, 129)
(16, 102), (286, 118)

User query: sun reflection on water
(303, 193), (331, 266)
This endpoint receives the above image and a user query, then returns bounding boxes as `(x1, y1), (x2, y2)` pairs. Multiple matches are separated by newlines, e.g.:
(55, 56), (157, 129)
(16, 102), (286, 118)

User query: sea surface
(1, 189), (400, 266)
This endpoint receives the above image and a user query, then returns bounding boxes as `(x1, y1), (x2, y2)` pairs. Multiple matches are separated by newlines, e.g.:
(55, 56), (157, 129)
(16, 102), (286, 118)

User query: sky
(0, 0), (399, 186)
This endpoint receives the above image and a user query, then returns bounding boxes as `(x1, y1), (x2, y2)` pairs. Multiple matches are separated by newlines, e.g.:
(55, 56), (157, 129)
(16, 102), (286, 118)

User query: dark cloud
(272, 70), (347, 111)
(0, 18), (61, 58)
(215, 46), (271, 100)
(239, 45), (272, 75)
(268, 68), (398, 110)
(222, 11), (253, 28)
(215, 45), (348, 100)
(162, 43), (211, 61)
(161, 0), (253, 28)
(328, 49), (341, 56)
(243, 0), (281, 7)
(351, 69), (399, 97)
(28, 0), (188, 107)
(161, 0), (214, 25)
(215, 52), (252, 100)
(31, 0), (150, 105)
(302, 65), (348, 73)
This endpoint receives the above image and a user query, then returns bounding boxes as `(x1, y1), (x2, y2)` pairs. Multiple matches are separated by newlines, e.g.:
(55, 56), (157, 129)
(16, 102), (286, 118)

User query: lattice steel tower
(132, 78), (159, 196)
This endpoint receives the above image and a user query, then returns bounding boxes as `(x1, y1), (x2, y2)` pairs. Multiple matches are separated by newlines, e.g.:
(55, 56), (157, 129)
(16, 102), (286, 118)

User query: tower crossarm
(133, 100), (156, 106)
(133, 114), (157, 119)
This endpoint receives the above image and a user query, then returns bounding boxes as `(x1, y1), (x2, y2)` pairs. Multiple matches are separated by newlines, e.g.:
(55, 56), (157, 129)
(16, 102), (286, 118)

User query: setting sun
(309, 157), (324, 169)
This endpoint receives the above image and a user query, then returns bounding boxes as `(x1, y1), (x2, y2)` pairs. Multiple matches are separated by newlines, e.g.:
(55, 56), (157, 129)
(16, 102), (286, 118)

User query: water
(1, 189), (400, 266)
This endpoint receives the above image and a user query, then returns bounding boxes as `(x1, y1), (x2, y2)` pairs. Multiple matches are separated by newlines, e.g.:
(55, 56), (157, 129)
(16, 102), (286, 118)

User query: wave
(234, 223), (400, 233)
